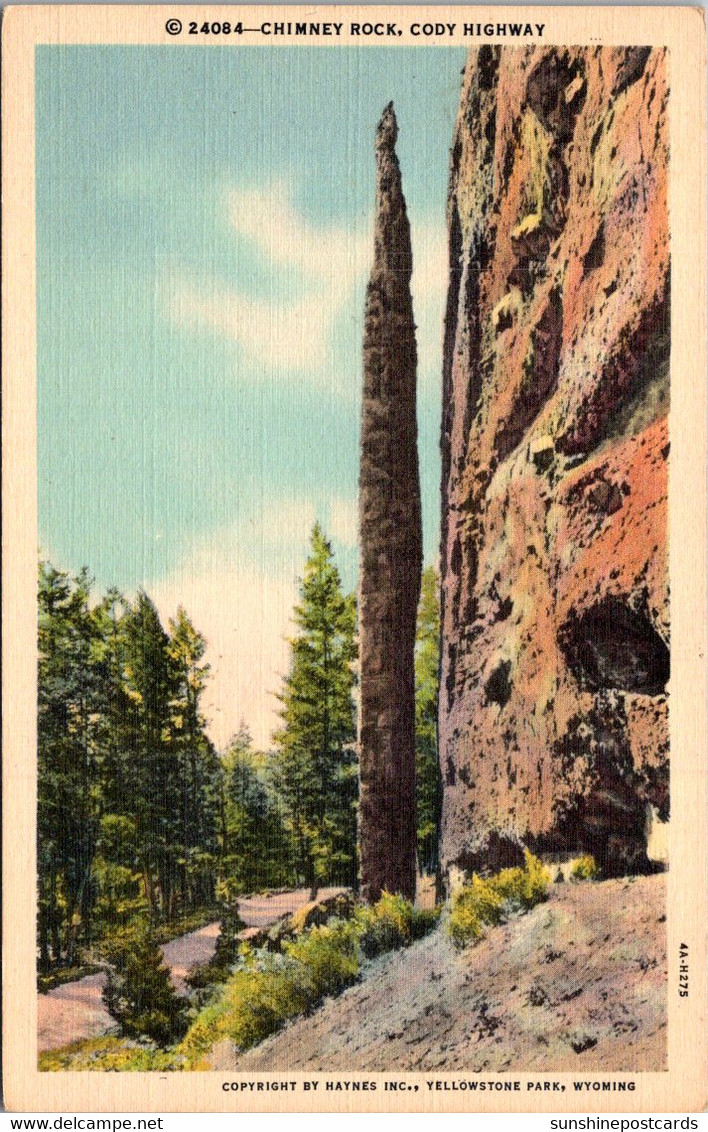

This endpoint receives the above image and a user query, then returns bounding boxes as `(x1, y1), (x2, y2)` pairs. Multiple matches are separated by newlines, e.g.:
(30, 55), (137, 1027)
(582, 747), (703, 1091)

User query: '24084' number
(188, 22), (244, 33)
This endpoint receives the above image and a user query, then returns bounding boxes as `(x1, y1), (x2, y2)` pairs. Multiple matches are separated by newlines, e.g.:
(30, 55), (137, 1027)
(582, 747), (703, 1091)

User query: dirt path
(212, 875), (667, 1074)
(38, 887), (345, 1052)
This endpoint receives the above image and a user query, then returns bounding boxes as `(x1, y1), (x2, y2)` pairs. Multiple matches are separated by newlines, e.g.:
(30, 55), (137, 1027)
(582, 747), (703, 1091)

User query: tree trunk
(305, 852), (318, 901)
(358, 103), (422, 903)
(38, 906), (50, 973)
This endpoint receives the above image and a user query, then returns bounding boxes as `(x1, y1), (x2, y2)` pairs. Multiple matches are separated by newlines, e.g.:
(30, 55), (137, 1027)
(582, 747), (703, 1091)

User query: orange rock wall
(439, 46), (669, 877)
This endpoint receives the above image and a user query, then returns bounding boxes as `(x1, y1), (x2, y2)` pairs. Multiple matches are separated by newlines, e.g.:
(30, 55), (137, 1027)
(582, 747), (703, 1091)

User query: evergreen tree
(38, 564), (104, 967)
(119, 592), (176, 915)
(415, 566), (442, 874)
(221, 722), (294, 892)
(102, 920), (187, 1046)
(37, 562), (224, 968)
(167, 608), (221, 909)
(271, 524), (358, 895)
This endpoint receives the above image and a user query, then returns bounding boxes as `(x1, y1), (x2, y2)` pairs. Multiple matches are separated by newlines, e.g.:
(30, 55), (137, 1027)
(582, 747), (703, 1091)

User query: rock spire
(358, 102), (422, 902)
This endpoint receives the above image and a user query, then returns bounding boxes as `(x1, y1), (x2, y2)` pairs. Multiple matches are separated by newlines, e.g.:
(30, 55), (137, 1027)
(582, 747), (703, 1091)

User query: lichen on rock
(439, 47), (669, 881)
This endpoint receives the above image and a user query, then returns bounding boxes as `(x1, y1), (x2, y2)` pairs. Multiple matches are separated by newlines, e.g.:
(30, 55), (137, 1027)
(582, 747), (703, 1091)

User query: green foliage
(448, 851), (551, 948)
(38, 564), (106, 969)
(101, 920), (188, 1046)
(212, 903), (246, 969)
(492, 849), (553, 910)
(355, 891), (414, 958)
(37, 561), (224, 973)
(186, 902), (245, 993)
(39, 1036), (179, 1073)
(174, 997), (232, 1067)
(415, 566), (443, 874)
(118, 593), (221, 919)
(220, 723), (296, 894)
(570, 854), (600, 882)
(271, 524), (358, 891)
(180, 893), (440, 1066)
(448, 876), (505, 946)
(282, 921), (360, 998)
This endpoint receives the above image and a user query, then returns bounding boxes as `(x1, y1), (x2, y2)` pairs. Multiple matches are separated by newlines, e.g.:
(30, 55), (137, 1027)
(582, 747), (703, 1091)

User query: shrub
(39, 1036), (179, 1072)
(186, 902), (245, 995)
(284, 921), (360, 999)
(180, 964), (306, 1064)
(448, 875), (505, 947)
(179, 893), (440, 1065)
(101, 920), (188, 1047)
(410, 904), (443, 940)
(175, 997), (231, 1067)
(212, 903), (245, 966)
(448, 851), (550, 948)
(180, 922), (360, 1065)
(570, 854), (599, 882)
(355, 891), (413, 958)
(491, 849), (552, 910)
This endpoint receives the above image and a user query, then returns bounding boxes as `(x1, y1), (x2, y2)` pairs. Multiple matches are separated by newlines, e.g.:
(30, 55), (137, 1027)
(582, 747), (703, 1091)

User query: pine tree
(271, 524), (358, 895)
(102, 920), (187, 1046)
(37, 562), (223, 967)
(415, 566), (442, 875)
(167, 608), (220, 909)
(220, 721), (294, 893)
(118, 592), (175, 915)
(38, 564), (104, 967)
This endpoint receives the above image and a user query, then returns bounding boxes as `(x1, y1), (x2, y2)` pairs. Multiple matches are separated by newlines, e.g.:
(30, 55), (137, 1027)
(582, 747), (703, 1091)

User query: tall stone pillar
(358, 103), (422, 902)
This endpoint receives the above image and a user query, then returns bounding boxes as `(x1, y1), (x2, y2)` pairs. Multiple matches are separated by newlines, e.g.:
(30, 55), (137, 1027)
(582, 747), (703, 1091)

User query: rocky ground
(211, 874), (666, 1073)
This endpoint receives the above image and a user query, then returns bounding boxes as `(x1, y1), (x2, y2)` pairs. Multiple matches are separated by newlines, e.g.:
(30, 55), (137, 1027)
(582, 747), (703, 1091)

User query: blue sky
(36, 45), (467, 746)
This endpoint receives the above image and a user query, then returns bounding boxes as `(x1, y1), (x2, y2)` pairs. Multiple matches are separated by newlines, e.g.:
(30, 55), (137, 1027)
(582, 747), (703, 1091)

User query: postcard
(2, 4), (706, 1113)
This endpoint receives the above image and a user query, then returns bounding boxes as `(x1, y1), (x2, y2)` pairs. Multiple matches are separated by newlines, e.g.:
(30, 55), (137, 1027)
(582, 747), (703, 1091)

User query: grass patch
(39, 1035), (181, 1072)
(153, 906), (221, 946)
(569, 854), (599, 882)
(38, 965), (103, 995)
(448, 850), (551, 948)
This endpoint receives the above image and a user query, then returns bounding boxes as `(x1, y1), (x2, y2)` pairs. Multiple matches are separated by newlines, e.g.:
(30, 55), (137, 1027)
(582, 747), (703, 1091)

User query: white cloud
(150, 494), (361, 751)
(165, 183), (449, 386)
(153, 557), (296, 752)
(166, 182), (371, 376)
(410, 215), (448, 304)
(327, 496), (358, 549)
(410, 215), (448, 383)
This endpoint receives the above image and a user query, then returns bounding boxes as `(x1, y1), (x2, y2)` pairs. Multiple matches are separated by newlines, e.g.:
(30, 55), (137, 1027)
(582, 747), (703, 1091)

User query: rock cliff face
(359, 104), (422, 901)
(439, 47), (669, 879)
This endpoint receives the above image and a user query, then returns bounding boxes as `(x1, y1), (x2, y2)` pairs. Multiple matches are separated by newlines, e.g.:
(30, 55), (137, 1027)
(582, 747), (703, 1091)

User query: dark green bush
(186, 902), (245, 995)
(101, 921), (188, 1047)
